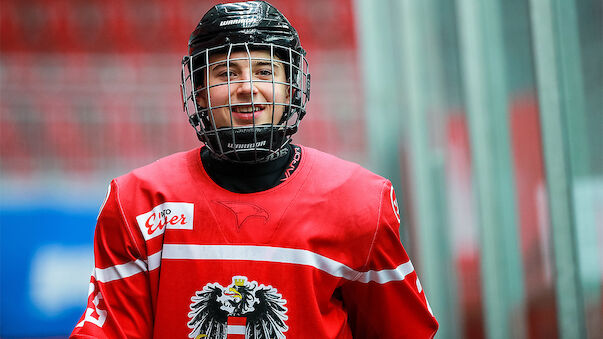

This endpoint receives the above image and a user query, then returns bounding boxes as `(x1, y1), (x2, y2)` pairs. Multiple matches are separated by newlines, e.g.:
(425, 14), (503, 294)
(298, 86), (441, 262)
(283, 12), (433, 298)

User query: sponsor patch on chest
(136, 202), (194, 240)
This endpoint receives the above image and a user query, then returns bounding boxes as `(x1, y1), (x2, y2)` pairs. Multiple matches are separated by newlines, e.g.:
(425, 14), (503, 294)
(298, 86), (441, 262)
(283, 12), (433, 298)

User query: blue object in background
(0, 204), (97, 338)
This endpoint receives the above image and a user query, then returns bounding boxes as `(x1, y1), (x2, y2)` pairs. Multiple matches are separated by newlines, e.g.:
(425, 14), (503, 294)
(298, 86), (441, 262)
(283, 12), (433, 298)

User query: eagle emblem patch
(187, 276), (288, 339)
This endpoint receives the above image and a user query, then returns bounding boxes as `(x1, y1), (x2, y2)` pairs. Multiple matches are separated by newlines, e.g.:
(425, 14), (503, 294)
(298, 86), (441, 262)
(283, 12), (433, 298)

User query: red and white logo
(136, 202), (194, 240)
(226, 317), (246, 338)
(188, 276), (288, 339)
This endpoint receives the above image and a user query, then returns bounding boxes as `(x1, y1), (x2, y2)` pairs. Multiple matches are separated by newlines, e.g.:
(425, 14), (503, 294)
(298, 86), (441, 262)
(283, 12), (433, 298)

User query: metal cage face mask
(181, 42), (310, 163)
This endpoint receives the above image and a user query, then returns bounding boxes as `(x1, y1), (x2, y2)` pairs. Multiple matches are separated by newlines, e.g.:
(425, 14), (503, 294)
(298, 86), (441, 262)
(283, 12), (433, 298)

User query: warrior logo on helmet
(187, 276), (288, 339)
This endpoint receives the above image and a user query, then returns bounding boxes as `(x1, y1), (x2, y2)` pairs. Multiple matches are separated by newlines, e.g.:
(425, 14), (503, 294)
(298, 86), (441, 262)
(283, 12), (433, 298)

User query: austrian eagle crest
(187, 276), (288, 339)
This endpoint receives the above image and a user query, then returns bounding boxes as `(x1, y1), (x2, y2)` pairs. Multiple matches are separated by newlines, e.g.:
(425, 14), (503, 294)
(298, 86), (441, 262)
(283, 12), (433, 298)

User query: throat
(201, 144), (300, 193)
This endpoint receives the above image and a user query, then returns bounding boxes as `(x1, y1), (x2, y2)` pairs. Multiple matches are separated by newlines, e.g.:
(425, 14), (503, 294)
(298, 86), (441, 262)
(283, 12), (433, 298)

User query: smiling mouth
(231, 105), (268, 123)
(232, 104), (265, 114)
(232, 105), (264, 113)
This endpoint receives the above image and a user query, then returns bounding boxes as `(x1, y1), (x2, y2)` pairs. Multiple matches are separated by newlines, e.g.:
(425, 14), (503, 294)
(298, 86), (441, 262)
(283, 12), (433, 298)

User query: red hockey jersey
(71, 146), (438, 339)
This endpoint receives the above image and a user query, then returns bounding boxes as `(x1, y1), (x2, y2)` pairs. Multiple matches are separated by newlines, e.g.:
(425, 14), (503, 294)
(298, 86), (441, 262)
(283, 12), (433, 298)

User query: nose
(236, 80), (258, 96)
(235, 73), (258, 96)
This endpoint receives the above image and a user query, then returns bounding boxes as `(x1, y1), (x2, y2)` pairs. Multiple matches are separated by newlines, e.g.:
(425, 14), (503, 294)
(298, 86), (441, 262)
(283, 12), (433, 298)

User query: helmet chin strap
(201, 125), (292, 163)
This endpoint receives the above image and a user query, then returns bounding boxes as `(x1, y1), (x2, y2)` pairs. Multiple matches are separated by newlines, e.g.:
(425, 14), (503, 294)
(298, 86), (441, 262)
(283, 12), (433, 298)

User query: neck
(201, 144), (294, 193)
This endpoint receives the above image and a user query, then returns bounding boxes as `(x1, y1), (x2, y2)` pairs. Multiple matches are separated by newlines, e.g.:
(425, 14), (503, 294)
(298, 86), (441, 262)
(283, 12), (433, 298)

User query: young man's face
(196, 50), (290, 128)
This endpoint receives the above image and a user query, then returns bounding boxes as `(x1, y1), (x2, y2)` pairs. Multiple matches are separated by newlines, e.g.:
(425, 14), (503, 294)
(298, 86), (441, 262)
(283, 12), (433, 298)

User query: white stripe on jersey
(162, 244), (361, 280)
(94, 244), (415, 284)
(162, 244), (415, 284)
(356, 261), (414, 284)
(93, 251), (162, 283)
(147, 250), (163, 271)
(94, 258), (147, 283)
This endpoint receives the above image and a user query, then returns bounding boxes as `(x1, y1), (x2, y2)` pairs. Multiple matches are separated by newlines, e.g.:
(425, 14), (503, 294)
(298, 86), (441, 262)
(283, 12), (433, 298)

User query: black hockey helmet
(181, 1), (310, 163)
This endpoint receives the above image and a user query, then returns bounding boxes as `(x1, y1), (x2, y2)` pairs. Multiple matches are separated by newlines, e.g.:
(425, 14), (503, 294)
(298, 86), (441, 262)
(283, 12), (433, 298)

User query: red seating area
(0, 0), (356, 54)
(0, 0), (364, 177)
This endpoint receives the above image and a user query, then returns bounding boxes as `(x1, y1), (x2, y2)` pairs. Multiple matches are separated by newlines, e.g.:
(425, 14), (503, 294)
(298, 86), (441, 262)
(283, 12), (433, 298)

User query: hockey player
(71, 1), (438, 338)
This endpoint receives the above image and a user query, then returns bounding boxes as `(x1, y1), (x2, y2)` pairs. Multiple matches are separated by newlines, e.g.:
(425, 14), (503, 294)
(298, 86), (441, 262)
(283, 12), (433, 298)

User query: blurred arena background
(0, 0), (601, 338)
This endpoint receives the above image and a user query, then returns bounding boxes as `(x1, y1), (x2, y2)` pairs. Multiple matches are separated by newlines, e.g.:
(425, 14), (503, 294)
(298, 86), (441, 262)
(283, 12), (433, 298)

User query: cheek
(208, 106), (231, 128)
(273, 84), (290, 104)
(207, 85), (230, 103)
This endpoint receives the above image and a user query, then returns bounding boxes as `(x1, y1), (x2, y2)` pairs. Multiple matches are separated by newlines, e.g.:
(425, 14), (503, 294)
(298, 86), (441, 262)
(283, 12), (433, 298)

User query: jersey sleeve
(340, 181), (438, 339)
(70, 180), (153, 339)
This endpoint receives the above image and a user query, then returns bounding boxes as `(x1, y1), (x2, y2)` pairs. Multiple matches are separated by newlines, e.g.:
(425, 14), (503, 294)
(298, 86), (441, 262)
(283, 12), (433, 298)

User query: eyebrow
(211, 59), (284, 72)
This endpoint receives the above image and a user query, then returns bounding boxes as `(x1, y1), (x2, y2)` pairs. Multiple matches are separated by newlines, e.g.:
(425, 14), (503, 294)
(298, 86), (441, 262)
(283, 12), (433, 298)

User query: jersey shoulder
(302, 146), (390, 190)
(300, 146), (394, 226)
(113, 147), (204, 195)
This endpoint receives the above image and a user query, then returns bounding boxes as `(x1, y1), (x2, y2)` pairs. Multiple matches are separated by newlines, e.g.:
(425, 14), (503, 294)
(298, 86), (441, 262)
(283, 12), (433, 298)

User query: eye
(218, 70), (237, 78)
(257, 69), (273, 77)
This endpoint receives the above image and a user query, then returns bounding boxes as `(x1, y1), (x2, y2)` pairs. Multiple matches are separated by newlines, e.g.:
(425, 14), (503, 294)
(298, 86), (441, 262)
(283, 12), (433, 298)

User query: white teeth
(234, 106), (262, 113)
